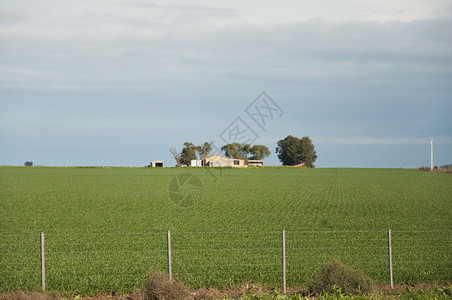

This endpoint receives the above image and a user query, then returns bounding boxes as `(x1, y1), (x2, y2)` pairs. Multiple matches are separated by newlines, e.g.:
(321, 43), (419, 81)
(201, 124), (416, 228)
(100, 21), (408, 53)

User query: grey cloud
(0, 11), (31, 26)
(114, 1), (238, 26)
(128, 1), (236, 15)
(1, 15), (451, 101)
(316, 137), (430, 145)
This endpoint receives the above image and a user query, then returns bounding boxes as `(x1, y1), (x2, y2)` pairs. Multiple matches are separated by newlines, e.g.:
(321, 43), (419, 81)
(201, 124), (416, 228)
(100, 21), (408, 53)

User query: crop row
(1, 230), (451, 293)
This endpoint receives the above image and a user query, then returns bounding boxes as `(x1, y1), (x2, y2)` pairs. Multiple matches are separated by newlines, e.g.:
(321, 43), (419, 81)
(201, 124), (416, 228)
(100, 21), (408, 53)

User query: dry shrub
(308, 260), (374, 295)
(191, 288), (223, 300)
(0, 291), (60, 300)
(192, 282), (266, 300)
(140, 270), (190, 300)
(226, 282), (266, 299)
(418, 166), (452, 174)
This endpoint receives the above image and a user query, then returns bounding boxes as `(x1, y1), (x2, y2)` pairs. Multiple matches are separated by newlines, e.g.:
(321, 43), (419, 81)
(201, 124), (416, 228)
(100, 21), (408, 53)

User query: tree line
(170, 135), (317, 168)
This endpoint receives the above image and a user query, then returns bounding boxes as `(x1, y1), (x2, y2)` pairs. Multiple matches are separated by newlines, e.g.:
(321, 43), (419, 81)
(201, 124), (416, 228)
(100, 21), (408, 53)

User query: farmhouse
(203, 154), (245, 168)
(150, 160), (164, 167)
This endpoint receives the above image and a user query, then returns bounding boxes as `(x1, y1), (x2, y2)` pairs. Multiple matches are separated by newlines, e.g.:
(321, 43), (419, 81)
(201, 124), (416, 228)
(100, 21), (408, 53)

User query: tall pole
(281, 230), (286, 294)
(430, 137), (433, 171)
(167, 231), (172, 280)
(40, 232), (45, 291)
(387, 229), (393, 289)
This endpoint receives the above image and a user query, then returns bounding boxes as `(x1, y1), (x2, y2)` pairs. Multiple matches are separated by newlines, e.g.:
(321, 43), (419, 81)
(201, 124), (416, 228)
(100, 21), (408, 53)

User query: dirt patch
(0, 291), (60, 300)
(191, 282), (270, 300)
(376, 282), (451, 294)
(2, 282), (451, 299)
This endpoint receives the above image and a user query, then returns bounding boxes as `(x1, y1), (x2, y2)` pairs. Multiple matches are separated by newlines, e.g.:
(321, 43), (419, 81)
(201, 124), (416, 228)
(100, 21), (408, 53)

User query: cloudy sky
(1, 0), (451, 167)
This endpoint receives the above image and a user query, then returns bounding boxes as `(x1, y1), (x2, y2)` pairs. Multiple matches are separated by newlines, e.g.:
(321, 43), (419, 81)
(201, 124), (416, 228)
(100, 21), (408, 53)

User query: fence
(1, 230), (451, 294)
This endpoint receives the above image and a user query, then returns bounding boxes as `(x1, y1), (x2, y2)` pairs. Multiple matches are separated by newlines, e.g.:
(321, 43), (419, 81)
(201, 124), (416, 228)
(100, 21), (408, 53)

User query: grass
(0, 167), (451, 294)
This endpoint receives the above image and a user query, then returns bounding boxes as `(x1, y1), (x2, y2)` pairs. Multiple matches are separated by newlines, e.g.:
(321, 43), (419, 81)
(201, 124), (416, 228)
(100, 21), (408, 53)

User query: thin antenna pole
(430, 137), (433, 171)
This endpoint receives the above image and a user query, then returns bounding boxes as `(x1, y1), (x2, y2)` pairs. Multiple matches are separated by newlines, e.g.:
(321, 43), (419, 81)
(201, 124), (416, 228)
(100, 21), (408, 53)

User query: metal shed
(150, 160), (164, 167)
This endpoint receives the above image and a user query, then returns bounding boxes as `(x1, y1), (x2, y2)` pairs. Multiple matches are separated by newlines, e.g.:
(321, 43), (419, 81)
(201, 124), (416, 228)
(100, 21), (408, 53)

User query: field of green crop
(0, 167), (451, 294)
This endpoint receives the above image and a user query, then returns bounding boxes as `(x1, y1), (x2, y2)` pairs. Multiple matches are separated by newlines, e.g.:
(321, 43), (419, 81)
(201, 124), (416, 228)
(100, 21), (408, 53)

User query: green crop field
(0, 167), (451, 294)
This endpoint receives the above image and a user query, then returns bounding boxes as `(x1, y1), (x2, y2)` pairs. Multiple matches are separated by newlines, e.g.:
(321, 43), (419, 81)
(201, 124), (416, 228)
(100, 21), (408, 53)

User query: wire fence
(1, 230), (451, 294)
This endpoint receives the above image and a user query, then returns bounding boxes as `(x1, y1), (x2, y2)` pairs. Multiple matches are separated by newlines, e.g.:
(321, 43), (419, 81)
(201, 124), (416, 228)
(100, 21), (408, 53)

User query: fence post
(282, 230), (286, 294)
(167, 231), (172, 280)
(40, 232), (45, 291)
(387, 229), (393, 289)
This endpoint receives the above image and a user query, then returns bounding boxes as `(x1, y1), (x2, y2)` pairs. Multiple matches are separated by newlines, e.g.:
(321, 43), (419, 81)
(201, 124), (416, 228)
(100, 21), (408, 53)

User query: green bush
(308, 260), (374, 295)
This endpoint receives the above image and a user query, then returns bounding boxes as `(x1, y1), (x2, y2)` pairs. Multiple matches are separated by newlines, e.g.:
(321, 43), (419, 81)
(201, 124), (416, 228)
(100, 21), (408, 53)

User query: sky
(1, 0), (451, 168)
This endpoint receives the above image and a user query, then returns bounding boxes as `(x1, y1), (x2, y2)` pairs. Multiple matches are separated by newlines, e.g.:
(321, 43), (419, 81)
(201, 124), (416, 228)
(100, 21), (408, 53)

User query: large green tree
(249, 145), (271, 160)
(221, 143), (271, 162)
(181, 142), (197, 166)
(196, 142), (212, 160)
(275, 135), (317, 167)
(221, 143), (249, 160)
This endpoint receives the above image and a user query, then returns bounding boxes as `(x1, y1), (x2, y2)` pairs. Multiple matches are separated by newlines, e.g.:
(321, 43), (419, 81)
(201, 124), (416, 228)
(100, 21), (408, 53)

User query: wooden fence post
(167, 231), (172, 280)
(40, 232), (45, 291)
(282, 230), (286, 294)
(388, 229), (393, 289)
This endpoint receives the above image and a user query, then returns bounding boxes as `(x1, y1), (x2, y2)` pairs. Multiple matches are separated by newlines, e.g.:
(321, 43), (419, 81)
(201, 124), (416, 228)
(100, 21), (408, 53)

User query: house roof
(204, 154), (244, 161)
(292, 163), (305, 167)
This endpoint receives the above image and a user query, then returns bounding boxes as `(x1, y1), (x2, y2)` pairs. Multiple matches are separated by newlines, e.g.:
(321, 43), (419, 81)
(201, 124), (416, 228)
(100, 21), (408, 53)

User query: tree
(298, 136), (317, 168)
(196, 142), (212, 160)
(169, 148), (182, 167)
(181, 142), (197, 166)
(221, 143), (271, 162)
(249, 145), (271, 160)
(276, 135), (317, 167)
(221, 143), (249, 160)
(24, 161), (33, 167)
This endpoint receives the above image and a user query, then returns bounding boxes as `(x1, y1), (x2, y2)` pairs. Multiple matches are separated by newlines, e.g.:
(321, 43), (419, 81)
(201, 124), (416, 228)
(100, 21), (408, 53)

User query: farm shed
(150, 160), (164, 167)
(203, 154), (245, 168)
(248, 160), (264, 167)
(190, 160), (203, 167)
